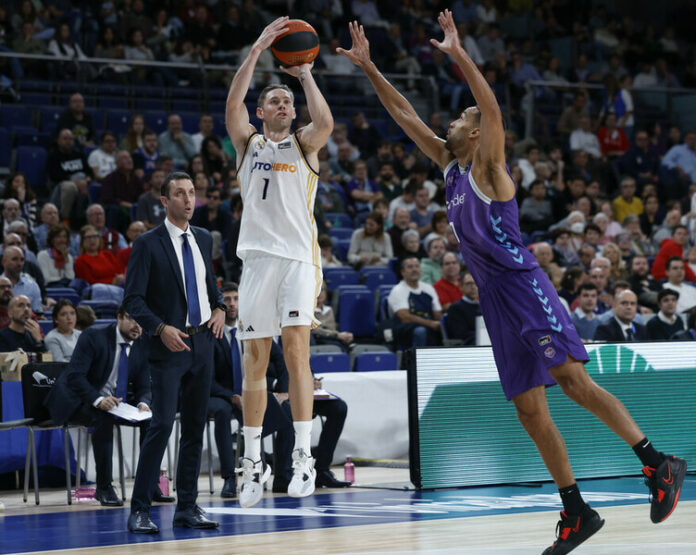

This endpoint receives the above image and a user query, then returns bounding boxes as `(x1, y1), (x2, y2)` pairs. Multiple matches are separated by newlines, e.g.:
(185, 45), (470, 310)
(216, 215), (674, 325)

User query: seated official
(208, 283), (294, 498)
(311, 281), (354, 352)
(594, 290), (649, 343)
(0, 294), (47, 353)
(37, 224), (75, 288)
(44, 305), (173, 507)
(268, 342), (351, 489)
(387, 256), (442, 347)
(445, 271), (480, 344)
(44, 299), (81, 362)
(646, 289), (684, 341)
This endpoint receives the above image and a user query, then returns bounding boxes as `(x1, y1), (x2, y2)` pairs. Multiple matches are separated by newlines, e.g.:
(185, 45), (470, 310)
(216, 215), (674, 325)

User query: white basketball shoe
(237, 457), (270, 508)
(288, 449), (316, 498)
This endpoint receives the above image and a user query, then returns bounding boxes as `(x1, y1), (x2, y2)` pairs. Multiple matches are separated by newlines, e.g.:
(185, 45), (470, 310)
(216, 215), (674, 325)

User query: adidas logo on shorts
(245, 325), (255, 332)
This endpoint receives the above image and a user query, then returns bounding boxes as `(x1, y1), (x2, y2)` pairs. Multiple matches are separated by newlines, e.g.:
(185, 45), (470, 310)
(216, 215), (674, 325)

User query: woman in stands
(74, 225), (124, 286)
(601, 242), (628, 282)
(44, 299), (81, 362)
(3, 172), (37, 227)
(120, 114), (146, 152)
(347, 211), (393, 268)
(37, 223), (75, 288)
(201, 136), (229, 184)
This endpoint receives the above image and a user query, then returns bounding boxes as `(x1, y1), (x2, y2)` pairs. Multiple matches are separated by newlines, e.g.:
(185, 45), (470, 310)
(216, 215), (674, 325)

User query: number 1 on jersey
(262, 178), (270, 200)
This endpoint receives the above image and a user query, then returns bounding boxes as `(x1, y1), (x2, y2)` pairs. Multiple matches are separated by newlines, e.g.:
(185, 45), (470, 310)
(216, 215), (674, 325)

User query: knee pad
(242, 375), (267, 392)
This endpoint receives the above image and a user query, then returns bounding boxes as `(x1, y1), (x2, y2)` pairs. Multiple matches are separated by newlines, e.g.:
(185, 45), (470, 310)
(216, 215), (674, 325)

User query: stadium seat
(310, 344), (343, 355)
(333, 239), (351, 262)
(338, 288), (375, 337)
(323, 267), (359, 289)
(144, 111), (168, 134)
(92, 319), (117, 328)
(98, 96), (129, 110)
(88, 183), (102, 204)
(328, 227), (354, 241)
(360, 266), (398, 291)
(45, 287), (81, 305)
(78, 300), (120, 319)
(134, 97), (167, 111)
(106, 110), (131, 136)
(15, 130), (50, 149)
(309, 352), (350, 373)
(325, 213), (354, 229)
(0, 128), (10, 168)
(20, 92), (52, 106)
(39, 320), (54, 335)
(1, 105), (31, 128)
(16, 146), (47, 190)
(179, 112), (200, 134)
(39, 106), (62, 133)
(353, 352), (398, 372)
(440, 313), (449, 340)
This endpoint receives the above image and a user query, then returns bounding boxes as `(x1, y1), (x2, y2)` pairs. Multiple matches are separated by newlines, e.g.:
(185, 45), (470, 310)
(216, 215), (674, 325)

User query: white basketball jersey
(237, 133), (320, 266)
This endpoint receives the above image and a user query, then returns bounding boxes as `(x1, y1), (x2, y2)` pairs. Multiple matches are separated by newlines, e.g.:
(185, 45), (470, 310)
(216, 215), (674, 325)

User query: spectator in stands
(388, 180), (417, 222)
(46, 128), (92, 223)
(216, 4), (248, 58)
(100, 151), (144, 223)
(158, 114), (197, 170)
(347, 211), (392, 268)
(477, 22), (504, 63)
(0, 277), (12, 329)
(3, 172), (37, 227)
(601, 242), (628, 282)
(661, 130), (696, 198)
(557, 91), (590, 136)
(44, 299), (81, 362)
(423, 211), (449, 245)
(1, 199), (24, 240)
(93, 25), (128, 82)
(444, 271), (479, 345)
(388, 208), (414, 260)
(201, 136), (228, 184)
(135, 169), (166, 229)
(88, 131), (118, 181)
(131, 130), (161, 179)
(587, 266), (611, 314)
(116, 220), (147, 270)
(319, 235), (343, 269)
(662, 257), (696, 314)
(348, 112), (382, 159)
(651, 225), (695, 282)
(1, 246), (42, 315)
(535, 242), (563, 285)
(622, 214), (655, 257)
(420, 236), (446, 285)
(74, 225), (124, 286)
(410, 186), (437, 238)
(12, 21), (47, 78)
(37, 224), (74, 288)
(569, 115), (602, 159)
(400, 229), (427, 262)
(86, 203), (127, 255)
(317, 163), (347, 215)
(191, 114), (214, 153)
(594, 290), (647, 342)
(520, 179), (554, 234)
(433, 252), (462, 311)
(124, 27), (175, 87)
(652, 208), (682, 247)
(312, 281), (353, 351)
(54, 92), (94, 147)
(646, 289), (684, 341)
(638, 194), (661, 241)
(1, 232), (40, 291)
(0, 295), (46, 352)
(600, 73), (634, 138)
(612, 177), (643, 227)
(622, 129), (659, 188)
(557, 266), (585, 306)
(32, 203), (60, 252)
(366, 140), (394, 179)
(346, 159), (382, 216)
(517, 144), (540, 191)
(75, 305), (96, 330)
(597, 112), (630, 158)
(119, 114), (145, 153)
(571, 283), (601, 342)
(628, 254), (660, 313)
(388, 256), (442, 347)
(577, 243), (596, 272)
(551, 228), (580, 267)
(375, 161), (402, 205)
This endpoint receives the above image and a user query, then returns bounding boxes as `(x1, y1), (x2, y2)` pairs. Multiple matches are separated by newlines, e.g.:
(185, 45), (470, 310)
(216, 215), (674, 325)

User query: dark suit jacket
(123, 222), (225, 360)
(211, 334), (236, 400)
(44, 323), (151, 425)
(593, 318), (649, 343)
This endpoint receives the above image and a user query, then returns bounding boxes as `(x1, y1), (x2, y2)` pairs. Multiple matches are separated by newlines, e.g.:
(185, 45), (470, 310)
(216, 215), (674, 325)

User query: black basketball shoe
(542, 506), (605, 555)
(642, 454), (687, 523)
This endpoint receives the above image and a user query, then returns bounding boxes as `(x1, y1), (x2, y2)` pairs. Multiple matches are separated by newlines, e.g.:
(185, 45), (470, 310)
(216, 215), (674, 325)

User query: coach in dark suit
(594, 289), (649, 343)
(44, 308), (161, 506)
(124, 172), (226, 534)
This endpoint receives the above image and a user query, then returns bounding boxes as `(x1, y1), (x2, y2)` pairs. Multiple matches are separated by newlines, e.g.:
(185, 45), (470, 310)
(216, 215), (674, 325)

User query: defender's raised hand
(253, 16), (290, 51)
(429, 9), (461, 56)
(336, 21), (372, 67)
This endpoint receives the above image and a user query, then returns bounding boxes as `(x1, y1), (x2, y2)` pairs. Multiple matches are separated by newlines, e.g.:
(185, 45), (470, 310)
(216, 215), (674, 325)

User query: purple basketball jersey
(445, 160), (588, 399)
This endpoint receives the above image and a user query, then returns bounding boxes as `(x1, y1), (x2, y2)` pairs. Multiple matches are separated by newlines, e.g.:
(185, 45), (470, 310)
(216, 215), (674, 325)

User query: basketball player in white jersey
(225, 16), (334, 507)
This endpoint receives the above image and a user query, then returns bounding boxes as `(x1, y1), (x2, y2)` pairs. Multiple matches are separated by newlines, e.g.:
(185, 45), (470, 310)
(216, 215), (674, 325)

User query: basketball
(271, 19), (319, 66)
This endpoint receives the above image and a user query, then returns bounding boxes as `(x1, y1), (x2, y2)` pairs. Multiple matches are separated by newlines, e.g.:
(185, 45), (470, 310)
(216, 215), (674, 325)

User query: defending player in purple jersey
(340, 10), (685, 554)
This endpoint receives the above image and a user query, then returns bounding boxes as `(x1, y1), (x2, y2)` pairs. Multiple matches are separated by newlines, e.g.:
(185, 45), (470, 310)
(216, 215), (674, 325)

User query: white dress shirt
(164, 218), (212, 326)
(93, 327), (147, 409)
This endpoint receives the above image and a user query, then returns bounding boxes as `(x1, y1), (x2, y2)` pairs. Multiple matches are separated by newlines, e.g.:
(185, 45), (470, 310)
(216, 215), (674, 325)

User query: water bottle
(344, 456), (355, 484)
(159, 468), (169, 496)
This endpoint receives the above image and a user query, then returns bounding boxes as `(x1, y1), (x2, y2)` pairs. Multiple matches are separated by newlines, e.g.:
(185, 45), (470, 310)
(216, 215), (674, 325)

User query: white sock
(243, 426), (262, 462)
(293, 421), (313, 454)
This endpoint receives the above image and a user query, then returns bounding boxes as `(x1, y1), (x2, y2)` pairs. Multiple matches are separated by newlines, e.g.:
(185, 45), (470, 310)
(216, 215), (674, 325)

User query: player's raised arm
(430, 10), (505, 169)
(338, 22), (453, 171)
(226, 17), (289, 155)
(282, 62), (333, 155)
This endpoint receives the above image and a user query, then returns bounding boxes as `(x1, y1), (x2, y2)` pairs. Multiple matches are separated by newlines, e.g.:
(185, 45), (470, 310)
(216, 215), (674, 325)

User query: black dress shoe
(221, 478), (236, 498)
(153, 485), (175, 503)
(95, 485), (124, 506)
(173, 505), (219, 529)
(315, 470), (351, 488)
(128, 510), (159, 534)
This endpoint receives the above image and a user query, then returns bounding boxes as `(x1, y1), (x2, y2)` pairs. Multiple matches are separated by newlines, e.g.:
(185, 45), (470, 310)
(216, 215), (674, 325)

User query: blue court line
(2, 477), (694, 554)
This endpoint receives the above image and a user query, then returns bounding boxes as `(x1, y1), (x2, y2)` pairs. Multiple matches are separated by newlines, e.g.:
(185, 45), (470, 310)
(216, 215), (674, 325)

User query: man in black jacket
(46, 128), (92, 224)
(594, 290), (649, 343)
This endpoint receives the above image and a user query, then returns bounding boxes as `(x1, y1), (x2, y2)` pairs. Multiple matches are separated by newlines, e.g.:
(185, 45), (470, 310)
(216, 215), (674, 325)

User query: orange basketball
(271, 19), (319, 66)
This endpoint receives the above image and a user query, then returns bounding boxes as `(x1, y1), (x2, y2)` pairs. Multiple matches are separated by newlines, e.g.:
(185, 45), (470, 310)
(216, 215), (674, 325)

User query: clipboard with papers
(313, 388), (338, 400)
(107, 402), (152, 422)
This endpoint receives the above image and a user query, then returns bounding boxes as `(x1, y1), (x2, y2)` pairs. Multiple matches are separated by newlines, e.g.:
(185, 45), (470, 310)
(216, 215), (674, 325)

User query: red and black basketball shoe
(643, 454), (687, 523)
(542, 506), (605, 555)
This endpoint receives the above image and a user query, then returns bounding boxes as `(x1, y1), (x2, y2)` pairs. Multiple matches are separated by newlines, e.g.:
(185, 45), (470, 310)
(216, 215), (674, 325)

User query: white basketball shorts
(237, 253), (321, 339)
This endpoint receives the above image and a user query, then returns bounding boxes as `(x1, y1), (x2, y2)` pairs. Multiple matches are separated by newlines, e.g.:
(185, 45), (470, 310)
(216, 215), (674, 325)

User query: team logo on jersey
(251, 161), (297, 173)
(544, 347), (556, 358)
(446, 192), (465, 210)
(538, 335), (552, 346)
(254, 139), (266, 150)
(446, 173), (455, 186)
(288, 310), (299, 318)
(278, 142), (291, 149)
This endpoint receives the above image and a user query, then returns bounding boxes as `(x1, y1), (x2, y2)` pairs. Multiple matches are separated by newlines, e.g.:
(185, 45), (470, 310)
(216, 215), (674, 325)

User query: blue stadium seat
(440, 313), (449, 340)
(377, 284), (394, 320)
(39, 106), (62, 133)
(1, 105), (31, 128)
(363, 269), (398, 291)
(19, 92), (51, 106)
(39, 320), (54, 335)
(106, 110), (131, 136)
(98, 96), (129, 110)
(79, 300), (120, 319)
(334, 239), (351, 262)
(16, 146), (47, 190)
(325, 213), (354, 229)
(328, 227), (354, 241)
(88, 183), (102, 204)
(92, 318), (117, 328)
(172, 99), (201, 113)
(135, 97), (167, 111)
(309, 352), (350, 373)
(0, 128), (10, 168)
(145, 111), (168, 134)
(179, 112), (200, 134)
(338, 288), (375, 337)
(45, 287), (81, 305)
(353, 352), (398, 372)
(15, 130), (50, 149)
(323, 267), (359, 289)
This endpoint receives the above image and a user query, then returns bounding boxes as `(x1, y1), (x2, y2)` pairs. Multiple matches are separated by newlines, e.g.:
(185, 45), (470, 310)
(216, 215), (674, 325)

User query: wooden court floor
(1, 467), (695, 554)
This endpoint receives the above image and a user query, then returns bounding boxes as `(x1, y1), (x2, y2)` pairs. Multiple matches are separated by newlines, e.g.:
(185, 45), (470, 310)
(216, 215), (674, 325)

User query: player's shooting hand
(280, 62), (314, 79)
(429, 9), (461, 56)
(254, 16), (290, 52)
(336, 21), (371, 68)
(160, 325), (191, 353)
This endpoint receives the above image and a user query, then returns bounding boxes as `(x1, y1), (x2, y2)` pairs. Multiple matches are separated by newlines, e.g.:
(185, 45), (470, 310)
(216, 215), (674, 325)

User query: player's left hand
(337, 21), (372, 67)
(279, 62), (314, 78)
(206, 307), (226, 339)
(430, 9), (460, 56)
